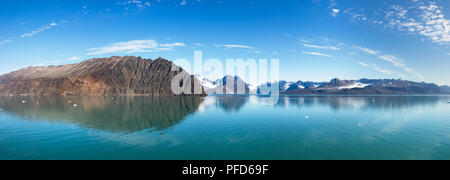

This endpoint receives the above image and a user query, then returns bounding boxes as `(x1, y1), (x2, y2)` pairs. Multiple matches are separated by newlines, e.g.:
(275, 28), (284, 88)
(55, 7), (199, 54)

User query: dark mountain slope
(0, 56), (205, 96)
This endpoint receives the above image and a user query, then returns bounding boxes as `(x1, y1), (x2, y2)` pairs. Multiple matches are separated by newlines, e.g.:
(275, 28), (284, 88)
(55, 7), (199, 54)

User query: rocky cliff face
(0, 56), (206, 96)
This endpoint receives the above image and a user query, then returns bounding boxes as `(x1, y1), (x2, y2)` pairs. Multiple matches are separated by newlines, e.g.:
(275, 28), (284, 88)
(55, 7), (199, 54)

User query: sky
(0, 0), (449, 85)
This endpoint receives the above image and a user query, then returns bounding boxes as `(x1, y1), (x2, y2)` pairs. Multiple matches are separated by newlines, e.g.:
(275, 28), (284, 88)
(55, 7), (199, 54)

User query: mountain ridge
(0, 56), (206, 96)
(1, 56), (449, 96)
(199, 76), (450, 95)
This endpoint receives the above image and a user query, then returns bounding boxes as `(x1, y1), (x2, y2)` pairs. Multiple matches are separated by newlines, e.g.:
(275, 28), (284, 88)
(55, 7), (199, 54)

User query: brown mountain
(0, 56), (206, 96)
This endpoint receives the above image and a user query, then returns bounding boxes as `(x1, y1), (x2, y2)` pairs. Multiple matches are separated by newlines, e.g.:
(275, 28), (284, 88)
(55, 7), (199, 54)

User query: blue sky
(0, 0), (449, 85)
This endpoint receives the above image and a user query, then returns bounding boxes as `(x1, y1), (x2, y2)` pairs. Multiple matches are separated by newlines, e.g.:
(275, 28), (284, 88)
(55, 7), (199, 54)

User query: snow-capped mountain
(258, 80), (324, 93)
(195, 75), (257, 94)
(195, 76), (450, 95)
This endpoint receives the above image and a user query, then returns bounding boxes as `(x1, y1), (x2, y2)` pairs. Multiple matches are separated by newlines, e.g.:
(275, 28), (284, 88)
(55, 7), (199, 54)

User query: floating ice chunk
(358, 124), (362, 126)
(305, 116), (310, 119)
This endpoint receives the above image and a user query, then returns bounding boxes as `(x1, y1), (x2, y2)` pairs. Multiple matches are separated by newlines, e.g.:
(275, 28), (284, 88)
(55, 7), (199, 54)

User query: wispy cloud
(357, 62), (369, 67)
(378, 54), (423, 79)
(331, 9), (340, 17)
(214, 44), (254, 49)
(20, 22), (57, 38)
(302, 51), (334, 58)
(329, 0), (340, 17)
(351, 44), (422, 79)
(193, 43), (204, 47)
(214, 44), (262, 54)
(0, 39), (11, 46)
(160, 42), (186, 48)
(339, 1), (449, 45)
(37, 56), (82, 66)
(359, 62), (408, 78)
(371, 63), (393, 75)
(118, 0), (152, 9)
(303, 44), (340, 51)
(372, 63), (408, 78)
(86, 40), (185, 55)
(385, 1), (450, 44)
(180, 0), (187, 6)
(353, 46), (378, 55)
(378, 54), (412, 73)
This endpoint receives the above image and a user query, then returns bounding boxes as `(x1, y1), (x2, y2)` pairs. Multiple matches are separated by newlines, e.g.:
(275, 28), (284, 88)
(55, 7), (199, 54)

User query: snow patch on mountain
(247, 84), (259, 93)
(195, 75), (218, 90)
(338, 83), (371, 90)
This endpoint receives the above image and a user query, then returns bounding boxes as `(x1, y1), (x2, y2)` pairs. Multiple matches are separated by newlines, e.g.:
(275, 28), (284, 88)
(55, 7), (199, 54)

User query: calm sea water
(0, 95), (449, 160)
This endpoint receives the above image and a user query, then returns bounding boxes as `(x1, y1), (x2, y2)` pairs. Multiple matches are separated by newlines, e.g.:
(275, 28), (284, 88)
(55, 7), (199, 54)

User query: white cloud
(303, 44), (340, 51)
(118, 0), (152, 9)
(87, 40), (185, 55)
(214, 44), (254, 49)
(20, 22), (58, 38)
(378, 54), (412, 73)
(160, 42), (186, 47)
(357, 62), (369, 67)
(300, 39), (312, 43)
(332, 9), (340, 17)
(0, 39), (11, 46)
(193, 43), (204, 46)
(302, 51), (334, 58)
(329, 0), (339, 17)
(180, 0), (187, 6)
(377, 54), (423, 79)
(353, 46), (378, 55)
(384, 1), (450, 44)
(371, 63), (393, 75)
(67, 56), (81, 61)
(351, 13), (368, 22)
(38, 56), (82, 66)
(214, 44), (262, 54)
(352, 44), (422, 78)
(338, 1), (448, 45)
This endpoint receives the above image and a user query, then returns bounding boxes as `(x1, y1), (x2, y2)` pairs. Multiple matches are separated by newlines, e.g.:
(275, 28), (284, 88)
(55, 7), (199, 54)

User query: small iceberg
(305, 116), (310, 119)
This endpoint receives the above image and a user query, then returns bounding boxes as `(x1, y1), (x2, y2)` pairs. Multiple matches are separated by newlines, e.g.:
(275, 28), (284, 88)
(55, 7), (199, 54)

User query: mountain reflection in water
(0, 95), (446, 133)
(0, 96), (204, 133)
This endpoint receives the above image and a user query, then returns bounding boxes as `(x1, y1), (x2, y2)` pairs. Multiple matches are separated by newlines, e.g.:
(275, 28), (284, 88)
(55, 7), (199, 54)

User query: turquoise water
(0, 95), (449, 160)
